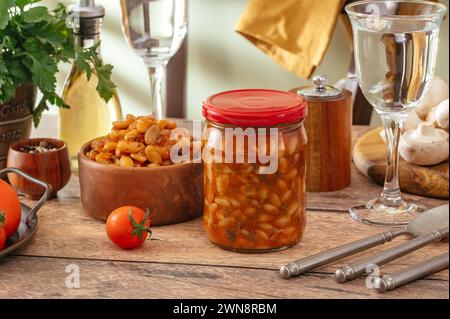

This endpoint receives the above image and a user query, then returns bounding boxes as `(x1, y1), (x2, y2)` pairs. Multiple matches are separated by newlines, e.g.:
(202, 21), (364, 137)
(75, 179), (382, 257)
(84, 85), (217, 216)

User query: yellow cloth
(236, 0), (344, 79)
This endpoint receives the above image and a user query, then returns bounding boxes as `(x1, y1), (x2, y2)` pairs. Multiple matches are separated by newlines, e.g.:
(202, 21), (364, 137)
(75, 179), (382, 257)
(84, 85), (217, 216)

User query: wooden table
(0, 115), (448, 299)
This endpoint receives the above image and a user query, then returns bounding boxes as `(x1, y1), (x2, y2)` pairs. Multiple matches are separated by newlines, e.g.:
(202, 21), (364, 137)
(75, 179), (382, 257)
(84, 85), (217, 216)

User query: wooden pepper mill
(290, 75), (352, 192)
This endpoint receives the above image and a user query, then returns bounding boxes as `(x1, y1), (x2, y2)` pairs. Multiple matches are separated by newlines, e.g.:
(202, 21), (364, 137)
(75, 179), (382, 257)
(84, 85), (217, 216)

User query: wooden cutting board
(353, 127), (449, 199)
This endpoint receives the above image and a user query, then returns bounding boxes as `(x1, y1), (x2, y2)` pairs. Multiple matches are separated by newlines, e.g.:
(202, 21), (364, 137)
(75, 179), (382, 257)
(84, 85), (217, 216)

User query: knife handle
(280, 230), (406, 279)
(335, 228), (449, 283)
(376, 253), (449, 292)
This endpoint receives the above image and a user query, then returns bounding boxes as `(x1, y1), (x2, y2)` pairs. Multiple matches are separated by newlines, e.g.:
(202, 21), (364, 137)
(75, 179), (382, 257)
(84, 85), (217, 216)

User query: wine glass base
(349, 200), (427, 227)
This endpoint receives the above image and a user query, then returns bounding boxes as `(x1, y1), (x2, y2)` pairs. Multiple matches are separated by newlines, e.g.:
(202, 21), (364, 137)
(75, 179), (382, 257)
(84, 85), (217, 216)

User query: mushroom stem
(399, 121), (449, 166)
(418, 122), (435, 136)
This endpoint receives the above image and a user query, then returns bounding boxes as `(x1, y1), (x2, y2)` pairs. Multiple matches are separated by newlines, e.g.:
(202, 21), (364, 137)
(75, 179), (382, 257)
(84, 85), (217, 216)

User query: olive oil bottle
(59, 0), (122, 169)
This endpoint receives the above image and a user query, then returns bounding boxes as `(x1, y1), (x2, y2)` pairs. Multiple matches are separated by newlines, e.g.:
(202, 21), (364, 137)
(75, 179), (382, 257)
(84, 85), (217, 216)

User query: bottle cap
(67, 0), (104, 35)
(69, 0), (105, 19)
(297, 74), (342, 99)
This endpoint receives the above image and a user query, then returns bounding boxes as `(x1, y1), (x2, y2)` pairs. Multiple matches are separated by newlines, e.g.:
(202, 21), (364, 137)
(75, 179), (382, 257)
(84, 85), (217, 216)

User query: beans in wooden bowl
(78, 115), (204, 225)
(85, 114), (200, 167)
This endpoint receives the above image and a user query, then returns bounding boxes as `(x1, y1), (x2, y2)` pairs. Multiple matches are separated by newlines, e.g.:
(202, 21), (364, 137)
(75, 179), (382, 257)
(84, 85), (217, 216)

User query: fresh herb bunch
(0, 0), (116, 127)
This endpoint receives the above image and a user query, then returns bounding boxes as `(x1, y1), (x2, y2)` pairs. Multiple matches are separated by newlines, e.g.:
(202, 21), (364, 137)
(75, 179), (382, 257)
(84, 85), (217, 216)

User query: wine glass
(120, 0), (188, 119)
(346, 0), (447, 226)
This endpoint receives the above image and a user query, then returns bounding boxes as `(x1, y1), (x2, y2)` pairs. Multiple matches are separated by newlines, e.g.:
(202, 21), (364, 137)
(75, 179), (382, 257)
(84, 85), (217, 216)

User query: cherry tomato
(0, 212), (6, 251)
(0, 179), (22, 238)
(106, 206), (151, 249)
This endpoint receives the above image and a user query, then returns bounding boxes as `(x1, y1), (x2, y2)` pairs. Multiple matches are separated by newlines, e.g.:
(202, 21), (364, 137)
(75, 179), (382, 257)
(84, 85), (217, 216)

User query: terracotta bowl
(78, 140), (204, 226)
(7, 138), (71, 199)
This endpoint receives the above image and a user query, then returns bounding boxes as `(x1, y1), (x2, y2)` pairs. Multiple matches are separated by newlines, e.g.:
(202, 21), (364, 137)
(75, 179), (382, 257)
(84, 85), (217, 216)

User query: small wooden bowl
(7, 138), (71, 200)
(78, 140), (204, 226)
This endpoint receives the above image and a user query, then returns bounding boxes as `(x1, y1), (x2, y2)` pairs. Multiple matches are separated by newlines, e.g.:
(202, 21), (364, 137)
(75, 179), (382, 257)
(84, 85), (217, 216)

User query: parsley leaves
(0, 0), (16, 30)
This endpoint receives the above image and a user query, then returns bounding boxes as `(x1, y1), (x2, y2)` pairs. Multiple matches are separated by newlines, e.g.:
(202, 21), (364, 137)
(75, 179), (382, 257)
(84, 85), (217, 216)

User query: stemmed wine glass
(120, 0), (188, 119)
(346, 0), (447, 226)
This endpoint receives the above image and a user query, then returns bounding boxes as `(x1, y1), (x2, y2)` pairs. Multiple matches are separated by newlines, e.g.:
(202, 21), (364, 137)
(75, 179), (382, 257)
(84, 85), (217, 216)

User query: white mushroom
(379, 110), (423, 143)
(427, 99), (449, 131)
(399, 122), (449, 166)
(415, 76), (449, 120)
(436, 99), (449, 130)
(404, 110), (423, 132)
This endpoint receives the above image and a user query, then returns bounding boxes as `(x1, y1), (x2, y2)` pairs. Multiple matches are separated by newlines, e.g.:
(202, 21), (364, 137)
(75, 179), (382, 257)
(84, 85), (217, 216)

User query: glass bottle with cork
(59, 0), (122, 169)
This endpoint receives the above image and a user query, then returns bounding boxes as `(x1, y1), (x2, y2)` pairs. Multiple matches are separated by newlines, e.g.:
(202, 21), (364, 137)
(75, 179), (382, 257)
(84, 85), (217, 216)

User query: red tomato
(0, 212), (6, 251)
(0, 229), (5, 251)
(0, 179), (22, 238)
(106, 206), (151, 249)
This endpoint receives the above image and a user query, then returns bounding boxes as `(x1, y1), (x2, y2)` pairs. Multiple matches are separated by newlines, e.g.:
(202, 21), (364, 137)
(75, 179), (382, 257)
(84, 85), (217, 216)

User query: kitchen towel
(235, 0), (345, 79)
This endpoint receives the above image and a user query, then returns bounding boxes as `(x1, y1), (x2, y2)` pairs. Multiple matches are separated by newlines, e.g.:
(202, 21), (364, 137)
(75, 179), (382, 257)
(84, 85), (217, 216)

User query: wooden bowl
(7, 138), (71, 200)
(78, 140), (204, 226)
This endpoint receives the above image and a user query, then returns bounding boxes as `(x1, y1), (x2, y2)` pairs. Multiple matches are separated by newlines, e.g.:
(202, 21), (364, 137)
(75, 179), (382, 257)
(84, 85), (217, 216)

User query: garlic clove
(399, 122), (449, 166)
(415, 76), (449, 120)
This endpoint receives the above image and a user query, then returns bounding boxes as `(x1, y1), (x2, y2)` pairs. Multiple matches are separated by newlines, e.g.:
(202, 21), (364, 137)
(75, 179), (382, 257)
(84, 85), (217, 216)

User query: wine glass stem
(379, 114), (407, 208)
(147, 62), (168, 119)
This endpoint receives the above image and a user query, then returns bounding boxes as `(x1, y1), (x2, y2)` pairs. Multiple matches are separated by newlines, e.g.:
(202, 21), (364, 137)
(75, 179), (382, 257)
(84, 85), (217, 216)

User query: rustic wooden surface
(0, 114), (448, 299)
(353, 127), (449, 199)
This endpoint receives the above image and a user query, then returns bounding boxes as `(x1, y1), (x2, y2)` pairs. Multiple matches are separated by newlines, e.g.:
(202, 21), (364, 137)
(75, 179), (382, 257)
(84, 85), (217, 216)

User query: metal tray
(0, 167), (51, 259)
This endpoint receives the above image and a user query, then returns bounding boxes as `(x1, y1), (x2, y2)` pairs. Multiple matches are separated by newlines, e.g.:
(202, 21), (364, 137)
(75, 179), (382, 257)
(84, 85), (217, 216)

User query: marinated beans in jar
(202, 89), (308, 253)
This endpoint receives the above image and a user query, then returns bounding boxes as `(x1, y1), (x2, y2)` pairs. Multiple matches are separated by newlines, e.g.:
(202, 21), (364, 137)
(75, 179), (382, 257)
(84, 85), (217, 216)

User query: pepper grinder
(290, 75), (352, 192)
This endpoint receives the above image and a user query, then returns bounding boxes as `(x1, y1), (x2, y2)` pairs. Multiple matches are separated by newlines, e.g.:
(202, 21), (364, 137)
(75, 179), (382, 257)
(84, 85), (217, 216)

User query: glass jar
(202, 89), (308, 253)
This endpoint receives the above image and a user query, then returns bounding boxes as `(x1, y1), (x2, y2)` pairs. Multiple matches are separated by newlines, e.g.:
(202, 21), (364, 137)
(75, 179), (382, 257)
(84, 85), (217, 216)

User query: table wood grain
(0, 115), (448, 299)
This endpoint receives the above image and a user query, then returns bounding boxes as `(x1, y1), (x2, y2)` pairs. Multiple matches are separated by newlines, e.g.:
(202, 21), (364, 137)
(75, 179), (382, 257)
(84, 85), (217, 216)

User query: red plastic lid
(202, 89), (308, 127)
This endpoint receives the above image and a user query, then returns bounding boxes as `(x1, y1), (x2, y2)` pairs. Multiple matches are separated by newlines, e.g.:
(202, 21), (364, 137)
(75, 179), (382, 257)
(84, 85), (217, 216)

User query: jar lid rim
(202, 89), (308, 126)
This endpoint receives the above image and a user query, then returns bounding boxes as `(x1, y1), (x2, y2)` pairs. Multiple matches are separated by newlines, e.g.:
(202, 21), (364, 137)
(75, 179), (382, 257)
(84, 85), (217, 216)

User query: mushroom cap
(399, 122), (449, 166)
(404, 110), (423, 132)
(415, 76), (449, 120)
(436, 99), (449, 129)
